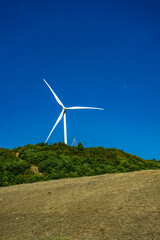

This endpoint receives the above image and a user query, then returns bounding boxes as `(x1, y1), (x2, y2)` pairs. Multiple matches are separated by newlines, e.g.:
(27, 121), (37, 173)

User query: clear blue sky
(0, 0), (160, 159)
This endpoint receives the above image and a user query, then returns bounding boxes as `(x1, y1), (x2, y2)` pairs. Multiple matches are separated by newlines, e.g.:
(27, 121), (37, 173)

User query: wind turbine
(43, 79), (104, 144)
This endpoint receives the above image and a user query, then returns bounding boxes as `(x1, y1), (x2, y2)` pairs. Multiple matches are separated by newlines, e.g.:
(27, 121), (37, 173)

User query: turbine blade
(43, 79), (64, 108)
(45, 110), (64, 143)
(66, 106), (104, 110)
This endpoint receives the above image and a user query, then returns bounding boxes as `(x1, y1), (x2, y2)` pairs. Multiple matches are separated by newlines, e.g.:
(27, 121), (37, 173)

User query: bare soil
(30, 165), (42, 175)
(0, 170), (160, 240)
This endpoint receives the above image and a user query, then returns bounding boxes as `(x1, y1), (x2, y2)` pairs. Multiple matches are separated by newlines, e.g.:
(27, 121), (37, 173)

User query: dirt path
(0, 170), (160, 240)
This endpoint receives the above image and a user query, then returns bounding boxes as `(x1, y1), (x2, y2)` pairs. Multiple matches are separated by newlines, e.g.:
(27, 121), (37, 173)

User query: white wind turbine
(43, 79), (104, 144)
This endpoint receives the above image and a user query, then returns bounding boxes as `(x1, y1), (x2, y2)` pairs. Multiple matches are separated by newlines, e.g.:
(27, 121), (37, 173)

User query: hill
(0, 170), (160, 240)
(0, 142), (160, 187)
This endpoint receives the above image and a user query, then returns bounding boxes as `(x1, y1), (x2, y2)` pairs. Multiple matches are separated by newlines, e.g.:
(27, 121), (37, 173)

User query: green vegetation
(0, 142), (160, 186)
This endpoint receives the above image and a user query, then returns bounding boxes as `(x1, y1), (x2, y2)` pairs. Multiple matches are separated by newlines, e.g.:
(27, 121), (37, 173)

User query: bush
(6, 160), (30, 175)
(38, 158), (59, 173)
(15, 175), (25, 184)
(1, 143), (160, 186)
(28, 174), (44, 183)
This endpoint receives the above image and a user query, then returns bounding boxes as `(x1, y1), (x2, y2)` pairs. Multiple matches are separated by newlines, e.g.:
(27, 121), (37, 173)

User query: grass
(0, 170), (160, 240)
(5, 237), (156, 240)
(6, 238), (76, 240)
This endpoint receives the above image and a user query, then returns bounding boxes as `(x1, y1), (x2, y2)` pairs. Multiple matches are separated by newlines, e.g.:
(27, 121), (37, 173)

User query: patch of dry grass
(0, 170), (160, 240)
(6, 237), (76, 240)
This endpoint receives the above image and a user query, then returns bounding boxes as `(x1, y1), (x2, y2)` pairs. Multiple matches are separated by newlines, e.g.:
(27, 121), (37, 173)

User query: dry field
(0, 170), (160, 240)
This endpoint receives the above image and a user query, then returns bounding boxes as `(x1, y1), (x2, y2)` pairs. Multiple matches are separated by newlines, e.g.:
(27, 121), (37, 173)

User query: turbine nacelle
(43, 79), (104, 144)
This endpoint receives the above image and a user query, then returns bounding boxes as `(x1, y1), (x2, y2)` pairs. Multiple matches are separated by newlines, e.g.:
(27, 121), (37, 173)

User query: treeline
(0, 142), (160, 186)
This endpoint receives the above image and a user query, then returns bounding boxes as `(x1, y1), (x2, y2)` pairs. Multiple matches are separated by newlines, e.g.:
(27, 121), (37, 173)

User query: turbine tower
(43, 79), (104, 144)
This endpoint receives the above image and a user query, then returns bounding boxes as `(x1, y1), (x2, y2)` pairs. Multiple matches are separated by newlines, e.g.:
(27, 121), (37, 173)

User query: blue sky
(0, 0), (160, 159)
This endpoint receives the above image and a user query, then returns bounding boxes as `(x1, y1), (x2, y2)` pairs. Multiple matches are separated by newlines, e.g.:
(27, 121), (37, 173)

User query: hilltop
(0, 142), (160, 187)
(0, 170), (160, 240)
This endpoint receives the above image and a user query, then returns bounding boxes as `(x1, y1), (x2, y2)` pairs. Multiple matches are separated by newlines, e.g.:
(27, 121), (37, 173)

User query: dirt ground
(0, 170), (160, 240)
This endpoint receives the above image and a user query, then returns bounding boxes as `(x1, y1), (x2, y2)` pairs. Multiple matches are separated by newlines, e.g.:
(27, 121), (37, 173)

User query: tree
(77, 142), (84, 151)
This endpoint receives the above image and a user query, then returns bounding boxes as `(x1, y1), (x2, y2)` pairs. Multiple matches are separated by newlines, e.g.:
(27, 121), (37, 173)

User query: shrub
(1, 143), (160, 186)
(38, 158), (59, 173)
(28, 174), (44, 183)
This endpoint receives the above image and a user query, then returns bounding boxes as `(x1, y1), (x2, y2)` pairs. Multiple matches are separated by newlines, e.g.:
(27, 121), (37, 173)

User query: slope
(0, 170), (160, 240)
(1, 143), (160, 187)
